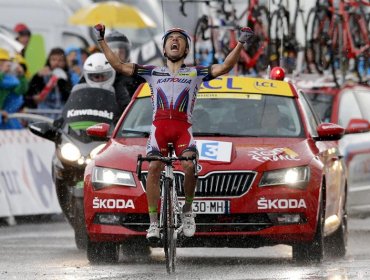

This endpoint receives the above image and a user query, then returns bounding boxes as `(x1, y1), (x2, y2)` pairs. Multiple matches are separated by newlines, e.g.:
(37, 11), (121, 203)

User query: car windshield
(304, 92), (334, 123)
(117, 94), (304, 138)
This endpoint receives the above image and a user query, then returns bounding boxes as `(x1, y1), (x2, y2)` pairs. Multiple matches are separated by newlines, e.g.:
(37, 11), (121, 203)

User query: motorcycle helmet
(105, 30), (131, 62)
(83, 53), (116, 88)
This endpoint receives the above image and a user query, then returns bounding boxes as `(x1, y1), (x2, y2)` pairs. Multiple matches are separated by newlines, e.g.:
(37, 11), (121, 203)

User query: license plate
(178, 200), (227, 214)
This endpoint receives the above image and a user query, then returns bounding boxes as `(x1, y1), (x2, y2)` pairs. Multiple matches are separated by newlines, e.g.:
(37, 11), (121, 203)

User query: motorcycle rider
(58, 52), (120, 129)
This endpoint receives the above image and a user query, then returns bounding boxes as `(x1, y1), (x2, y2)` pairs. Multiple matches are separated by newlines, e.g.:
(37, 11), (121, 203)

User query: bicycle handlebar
(136, 154), (198, 180)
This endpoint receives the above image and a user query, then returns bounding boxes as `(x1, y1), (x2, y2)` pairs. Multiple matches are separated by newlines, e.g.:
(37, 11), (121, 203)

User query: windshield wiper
(121, 129), (150, 137)
(193, 132), (258, 137)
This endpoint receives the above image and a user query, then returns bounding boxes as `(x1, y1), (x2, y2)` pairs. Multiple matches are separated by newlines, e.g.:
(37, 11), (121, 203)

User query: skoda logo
(197, 163), (202, 173)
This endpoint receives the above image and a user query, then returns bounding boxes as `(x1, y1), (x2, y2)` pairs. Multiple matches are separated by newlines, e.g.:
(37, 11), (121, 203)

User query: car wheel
(87, 241), (120, 263)
(73, 198), (88, 250)
(292, 194), (325, 262)
(325, 193), (348, 258)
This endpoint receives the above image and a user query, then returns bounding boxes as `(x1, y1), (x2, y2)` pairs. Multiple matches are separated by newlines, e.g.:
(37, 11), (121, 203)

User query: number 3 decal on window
(201, 142), (219, 159)
(196, 140), (233, 162)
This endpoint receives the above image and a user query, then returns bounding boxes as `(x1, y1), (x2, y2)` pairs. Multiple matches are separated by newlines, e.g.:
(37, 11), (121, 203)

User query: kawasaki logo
(92, 197), (135, 209)
(257, 198), (307, 209)
(67, 109), (114, 119)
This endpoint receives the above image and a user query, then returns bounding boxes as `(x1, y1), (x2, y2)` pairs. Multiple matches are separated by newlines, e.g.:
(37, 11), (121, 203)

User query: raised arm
(210, 27), (254, 78)
(94, 24), (135, 76)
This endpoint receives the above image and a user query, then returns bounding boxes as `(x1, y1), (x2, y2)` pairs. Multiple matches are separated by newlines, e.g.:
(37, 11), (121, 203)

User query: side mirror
(28, 121), (58, 142)
(345, 118), (370, 134)
(314, 123), (345, 141)
(86, 123), (111, 140)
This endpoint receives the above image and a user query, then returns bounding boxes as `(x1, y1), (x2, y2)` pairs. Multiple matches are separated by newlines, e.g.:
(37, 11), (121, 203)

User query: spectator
(13, 23), (32, 79)
(0, 48), (28, 129)
(24, 47), (72, 119)
(14, 23), (31, 56)
(65, 46), (83, 86)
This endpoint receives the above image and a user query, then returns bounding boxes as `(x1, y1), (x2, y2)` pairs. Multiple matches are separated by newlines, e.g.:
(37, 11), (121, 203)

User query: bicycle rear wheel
(162, 177), (176, 274)
(308, 7), (332, 74)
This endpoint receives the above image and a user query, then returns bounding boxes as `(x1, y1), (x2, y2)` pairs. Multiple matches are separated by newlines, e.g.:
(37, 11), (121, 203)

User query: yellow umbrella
(69, 1), (157, 29)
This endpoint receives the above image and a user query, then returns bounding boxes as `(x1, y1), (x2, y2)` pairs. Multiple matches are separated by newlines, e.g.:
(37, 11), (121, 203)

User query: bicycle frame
(330, 0), (369, 59)
(136, 143), (197, 274)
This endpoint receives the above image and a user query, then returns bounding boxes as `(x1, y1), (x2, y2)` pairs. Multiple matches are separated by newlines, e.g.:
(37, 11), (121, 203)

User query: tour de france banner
(0, 129), (61, 218)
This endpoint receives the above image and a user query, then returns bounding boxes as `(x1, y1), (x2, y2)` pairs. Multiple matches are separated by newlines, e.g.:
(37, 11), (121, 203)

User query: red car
(84, 75), (347, 263)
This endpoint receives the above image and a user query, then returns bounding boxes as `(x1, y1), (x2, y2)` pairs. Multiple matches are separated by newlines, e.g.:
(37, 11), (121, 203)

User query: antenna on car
(161, 0), (166, 33)
(265, 0), (272, 79)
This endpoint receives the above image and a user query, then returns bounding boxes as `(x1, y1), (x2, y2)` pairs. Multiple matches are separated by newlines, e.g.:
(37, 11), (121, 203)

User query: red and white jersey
(133, 64), (213, 123)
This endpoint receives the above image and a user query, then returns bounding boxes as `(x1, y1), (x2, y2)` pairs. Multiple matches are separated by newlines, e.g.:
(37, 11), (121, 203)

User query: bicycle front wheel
(162, 178), (176, 274)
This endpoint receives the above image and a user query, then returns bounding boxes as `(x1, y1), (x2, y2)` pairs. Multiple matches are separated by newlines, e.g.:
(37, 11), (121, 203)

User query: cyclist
(94, 24), (254, 241)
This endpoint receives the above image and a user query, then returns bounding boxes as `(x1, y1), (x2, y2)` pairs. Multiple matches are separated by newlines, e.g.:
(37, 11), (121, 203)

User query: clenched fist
(238, 27), (254, 45)
(94, 23), (105, 41)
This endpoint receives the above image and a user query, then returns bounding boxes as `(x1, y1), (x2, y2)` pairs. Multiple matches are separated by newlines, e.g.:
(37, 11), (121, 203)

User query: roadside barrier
(0, 129), (61, 224)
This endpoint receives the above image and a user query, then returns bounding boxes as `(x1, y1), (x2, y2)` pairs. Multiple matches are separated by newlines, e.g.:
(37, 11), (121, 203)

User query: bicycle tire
(309, 6), (332, 74)
(250, 5), (271, 73)
(193, 15), (218, 66)
(270, 7), (290, 68)
(349, 11), (369, 84)
(330, 18), (345, 87)
(304, 7), (317, 73)
(162, 177), (176, 274)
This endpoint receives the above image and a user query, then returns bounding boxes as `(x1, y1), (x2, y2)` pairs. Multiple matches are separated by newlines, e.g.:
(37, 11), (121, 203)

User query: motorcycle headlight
(60, 143), (81, 162)
(259, 166), (310, 189)
(90, 144), (106, 159)
(92, 167), (136, 189)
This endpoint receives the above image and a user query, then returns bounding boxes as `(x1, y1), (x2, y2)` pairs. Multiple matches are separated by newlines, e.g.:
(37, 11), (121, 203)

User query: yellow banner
(137, 76), (294, 98)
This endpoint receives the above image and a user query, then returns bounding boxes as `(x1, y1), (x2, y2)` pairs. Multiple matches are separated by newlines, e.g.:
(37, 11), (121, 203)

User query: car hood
(93, 137), (315, 173)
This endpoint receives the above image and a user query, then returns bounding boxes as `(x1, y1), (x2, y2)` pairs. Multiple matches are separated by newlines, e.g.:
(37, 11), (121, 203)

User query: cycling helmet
(83, 53), (116, 88)
(162, 27), (191, 49)
(105, 30), (131, 62)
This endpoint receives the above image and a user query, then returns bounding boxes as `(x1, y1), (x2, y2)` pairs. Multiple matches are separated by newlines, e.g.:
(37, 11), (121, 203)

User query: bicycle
(136, 143), (198, 274)
(189, 0), (270, 74)
(305, 0), (369, 86)
(269, 0), (306, 73)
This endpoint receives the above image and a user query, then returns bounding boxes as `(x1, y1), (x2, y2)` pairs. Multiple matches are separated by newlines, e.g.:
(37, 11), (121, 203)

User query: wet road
(0, 216), (370, 280)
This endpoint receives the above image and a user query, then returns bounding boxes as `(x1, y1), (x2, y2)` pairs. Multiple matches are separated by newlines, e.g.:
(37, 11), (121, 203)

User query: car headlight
(92, 167), (136, 189)
(259, 166), (310, 188)
(90, 144), (106, 159)
(60, 142), (81, 162)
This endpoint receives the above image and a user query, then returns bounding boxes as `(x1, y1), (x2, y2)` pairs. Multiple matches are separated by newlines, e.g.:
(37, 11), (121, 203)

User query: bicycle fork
(159, 165), (182, 240)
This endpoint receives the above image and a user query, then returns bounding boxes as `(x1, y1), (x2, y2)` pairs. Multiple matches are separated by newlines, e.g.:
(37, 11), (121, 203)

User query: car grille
(95, 213), (273, 232)
(139, 171), (256, 197)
